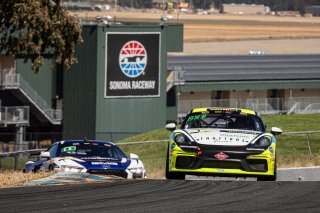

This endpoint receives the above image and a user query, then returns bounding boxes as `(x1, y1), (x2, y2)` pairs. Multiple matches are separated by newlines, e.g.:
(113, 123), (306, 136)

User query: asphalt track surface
(1, 180), (320, 212)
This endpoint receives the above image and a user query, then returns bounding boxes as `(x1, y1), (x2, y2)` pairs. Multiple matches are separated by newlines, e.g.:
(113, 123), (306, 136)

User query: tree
(0, 0), (83, 72)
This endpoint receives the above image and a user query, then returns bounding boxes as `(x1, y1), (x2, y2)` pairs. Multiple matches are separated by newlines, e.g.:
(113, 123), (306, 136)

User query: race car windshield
(182, 113), (263, 131)
(59, 143), (127, 159)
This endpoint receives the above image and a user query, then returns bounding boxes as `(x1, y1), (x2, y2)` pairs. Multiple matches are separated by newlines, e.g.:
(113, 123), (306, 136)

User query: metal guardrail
(3, 74), (62, 124)
(0, 149), (45, 157)
(115, 139), (168, 145)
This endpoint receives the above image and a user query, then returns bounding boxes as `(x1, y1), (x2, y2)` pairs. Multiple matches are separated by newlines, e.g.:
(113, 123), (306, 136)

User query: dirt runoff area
(72, 10), (320, 54)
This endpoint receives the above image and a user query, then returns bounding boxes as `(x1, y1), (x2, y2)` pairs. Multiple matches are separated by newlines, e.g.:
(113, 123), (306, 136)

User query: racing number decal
(61, 146), (76, 153)
(188, 114), (207, 121)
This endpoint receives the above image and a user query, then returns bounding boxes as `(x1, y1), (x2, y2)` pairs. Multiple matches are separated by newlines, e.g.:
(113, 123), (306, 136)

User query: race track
(1, 180), (320, 212)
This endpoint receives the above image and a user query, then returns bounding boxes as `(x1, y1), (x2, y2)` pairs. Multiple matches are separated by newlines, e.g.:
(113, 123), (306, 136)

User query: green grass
(118, 114), (320, 178)
(0, 157), (35, 170)
(263, 114), (320, 167)
(117, 128), (170, 178)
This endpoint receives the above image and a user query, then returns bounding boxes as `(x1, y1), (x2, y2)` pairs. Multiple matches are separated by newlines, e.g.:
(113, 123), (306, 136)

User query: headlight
(253, 137), (272, 148)
(174, 133), (191, 144)
(61, 165), (85, 173)
(129, 167), (143, 174)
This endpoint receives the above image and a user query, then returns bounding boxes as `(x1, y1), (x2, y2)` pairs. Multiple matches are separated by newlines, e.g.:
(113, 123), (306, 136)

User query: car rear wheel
(165, 144), (185, 180)
(48, 164), (54, 171)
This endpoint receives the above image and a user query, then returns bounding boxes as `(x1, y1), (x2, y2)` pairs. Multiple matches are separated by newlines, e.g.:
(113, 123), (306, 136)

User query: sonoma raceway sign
(105, 32), (160, 98)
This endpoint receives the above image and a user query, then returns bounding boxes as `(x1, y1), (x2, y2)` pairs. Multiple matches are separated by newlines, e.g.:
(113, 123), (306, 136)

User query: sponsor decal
(105, 33), (160, 98)
(246, 148), (265, 151)
(91, 162), (118, 166)
(220, 130), (260, 135)
(210, 108), (237, 111)
(214, 152), (229, 160)
(179, 145), (198, 149)
(81, 157), (118, 161)
(194, 135), (251, 143)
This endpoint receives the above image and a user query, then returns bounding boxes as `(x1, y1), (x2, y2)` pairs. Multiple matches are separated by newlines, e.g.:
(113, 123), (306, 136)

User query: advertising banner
(105, 32), (160, 98)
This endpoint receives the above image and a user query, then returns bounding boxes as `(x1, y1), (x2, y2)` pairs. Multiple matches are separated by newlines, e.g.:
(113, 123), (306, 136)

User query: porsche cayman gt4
(165, 107), (282, 181)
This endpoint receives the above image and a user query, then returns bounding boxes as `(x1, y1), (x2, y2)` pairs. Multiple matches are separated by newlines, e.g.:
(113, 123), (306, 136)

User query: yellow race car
(165, 107), (282, 181)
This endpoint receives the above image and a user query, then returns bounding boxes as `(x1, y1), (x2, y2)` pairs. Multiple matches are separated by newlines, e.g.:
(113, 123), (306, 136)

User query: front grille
(88, 169), (128, 179)
(176, 156), (197, 169)
(247, 159), (268, 172)
(200, 161), (244, 170)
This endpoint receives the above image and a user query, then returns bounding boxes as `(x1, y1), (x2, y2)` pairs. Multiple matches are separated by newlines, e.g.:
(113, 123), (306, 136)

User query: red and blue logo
(119, 41), (147, 78)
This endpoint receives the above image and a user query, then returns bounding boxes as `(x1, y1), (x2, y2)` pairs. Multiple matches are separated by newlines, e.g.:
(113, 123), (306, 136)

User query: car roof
(190, 107), (257, 116)
(56, 140), (115, 146)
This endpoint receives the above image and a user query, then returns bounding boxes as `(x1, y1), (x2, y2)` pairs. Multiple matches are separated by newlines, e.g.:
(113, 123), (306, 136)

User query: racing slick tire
(48, 164), (54, 171)
(165, 144), (185, 180)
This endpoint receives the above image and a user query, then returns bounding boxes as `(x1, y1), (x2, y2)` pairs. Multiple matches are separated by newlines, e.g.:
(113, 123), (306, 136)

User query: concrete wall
(284, 88), (320, 98)
(230, 90), (269, 100)
(180, 91), (211, 100)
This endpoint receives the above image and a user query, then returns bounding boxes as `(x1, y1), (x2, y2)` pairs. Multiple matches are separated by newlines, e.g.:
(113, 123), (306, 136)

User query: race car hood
(183, 128), (262, 146)
(56, 156), (131, 170)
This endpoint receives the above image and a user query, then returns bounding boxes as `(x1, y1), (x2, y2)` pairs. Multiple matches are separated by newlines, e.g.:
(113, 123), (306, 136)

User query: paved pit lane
(1, 180), (320, 212)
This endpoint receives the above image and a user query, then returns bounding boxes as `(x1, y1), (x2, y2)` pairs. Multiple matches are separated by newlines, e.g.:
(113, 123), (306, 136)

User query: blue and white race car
(23, 140), (146, 179)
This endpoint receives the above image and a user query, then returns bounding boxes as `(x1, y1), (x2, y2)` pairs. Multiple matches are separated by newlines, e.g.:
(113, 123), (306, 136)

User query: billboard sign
(105, 32), (160, 98)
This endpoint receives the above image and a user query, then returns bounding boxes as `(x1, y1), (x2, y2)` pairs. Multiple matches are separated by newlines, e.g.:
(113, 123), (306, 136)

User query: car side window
(48, 144), (59, 158)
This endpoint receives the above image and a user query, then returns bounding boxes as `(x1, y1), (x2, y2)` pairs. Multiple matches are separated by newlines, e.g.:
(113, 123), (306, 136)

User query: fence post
(14, 155), (18, 170)
(306, 133), (313, 160)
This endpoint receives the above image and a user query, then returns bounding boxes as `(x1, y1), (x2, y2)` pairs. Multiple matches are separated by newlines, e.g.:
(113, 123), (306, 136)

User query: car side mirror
(165, 123), (176, 131)
(271, 127), (282, 135)
(40, 151), (50, 159)
(130, 153), (139, 160)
